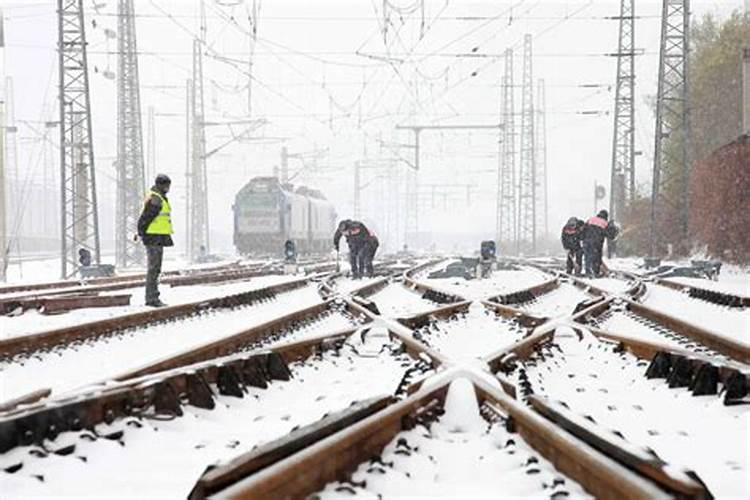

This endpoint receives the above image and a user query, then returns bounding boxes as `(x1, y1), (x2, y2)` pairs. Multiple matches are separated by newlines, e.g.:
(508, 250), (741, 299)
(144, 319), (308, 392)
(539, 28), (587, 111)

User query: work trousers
(348, 241), (367, 279)
(566, 248), (583, 274)
(145, 245), (164, 303)
(583, 240), (602, 277)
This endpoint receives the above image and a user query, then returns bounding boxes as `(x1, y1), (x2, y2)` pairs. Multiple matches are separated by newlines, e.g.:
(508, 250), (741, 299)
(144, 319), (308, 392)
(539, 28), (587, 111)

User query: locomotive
(233, 176), (337, 255)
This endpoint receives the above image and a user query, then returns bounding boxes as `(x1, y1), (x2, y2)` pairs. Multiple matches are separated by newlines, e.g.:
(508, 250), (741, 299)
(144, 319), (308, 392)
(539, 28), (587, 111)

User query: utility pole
(188, 38), (209, 261)
(650, 0), (691, 257)
(517, 34), (536, 254)
(247, 0), (259, 116)
(536, 78), (548, 242)
(609, 0), (636, 232)
(58, 0), (101, 278)
(115, 0), (146, 269)
(498, 48), (516, 251)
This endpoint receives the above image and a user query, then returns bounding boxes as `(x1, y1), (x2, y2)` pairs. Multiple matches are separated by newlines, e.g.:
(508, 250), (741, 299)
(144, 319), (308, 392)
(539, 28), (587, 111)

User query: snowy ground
(0, 334), (419, 499)
(316, 378), (591, 499)
(0, 274), (301, 340)
(413, 303), (527, 361)
(641, 284), (750, 348)
(422, 267), (551, 301)
(369, 283), (439, 317)
(516, 282), (591, 318)
(578, 276), (633, 295)
(0, 285), (332, 401)
(516, 328), (749, 498)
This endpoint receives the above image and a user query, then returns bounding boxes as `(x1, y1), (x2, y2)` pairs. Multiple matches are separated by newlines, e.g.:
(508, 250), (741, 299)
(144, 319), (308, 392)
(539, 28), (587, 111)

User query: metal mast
(58, 0), (101, 278)
(650, 0), (691, 256)
(497, 48), (516, 250)
(536, 78), (548, 241)
(517, 34), (536, 254)
(115, 0), (145, 268)
(188, 38), (209, 261)
(0, 11), (5, 280)
(609, 0), (636, 228)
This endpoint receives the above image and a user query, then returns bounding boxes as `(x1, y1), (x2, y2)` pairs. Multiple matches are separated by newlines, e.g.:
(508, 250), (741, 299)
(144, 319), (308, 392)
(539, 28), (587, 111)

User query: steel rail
(212, 371), (670, 500)
(0, 275), (316, 359)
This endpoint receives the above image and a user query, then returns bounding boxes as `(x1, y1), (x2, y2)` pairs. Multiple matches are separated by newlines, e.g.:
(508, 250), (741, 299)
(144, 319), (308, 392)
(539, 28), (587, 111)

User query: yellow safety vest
(145, 191), (173, 235)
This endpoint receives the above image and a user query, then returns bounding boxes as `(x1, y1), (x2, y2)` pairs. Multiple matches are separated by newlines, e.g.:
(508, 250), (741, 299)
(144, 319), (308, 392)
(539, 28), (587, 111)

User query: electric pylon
(115, 0), (146, 268)
(609, 0), (636, 228)
(188, 38), (209, 261)
(58, 0), (101, 278)
(497, 48), (516, 251)
(536, 78), (548, 241)
(517, 34), (536, 254)
(650, 0), (691, 256)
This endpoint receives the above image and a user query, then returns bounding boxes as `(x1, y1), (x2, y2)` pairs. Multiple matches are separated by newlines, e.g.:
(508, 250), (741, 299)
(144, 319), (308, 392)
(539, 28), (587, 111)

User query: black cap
(155, 173), (172, 186)
(597, 209), (608, 220)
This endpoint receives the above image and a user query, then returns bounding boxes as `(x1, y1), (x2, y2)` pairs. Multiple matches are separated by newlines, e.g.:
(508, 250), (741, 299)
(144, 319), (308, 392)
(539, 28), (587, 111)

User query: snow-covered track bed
(505, 328), (747, 498)
(0, 283), (363, 405)
(0, 262), (279, 312)
(0, 329), (429, 498)
(420, 266), (551, 302)
(0, 276), (314, 359)
(574, 294), (750, 365)
(655, 277), (749, 307)
(367, 282), (441, 317)
(640, 283), (749, 344)
(407, 303), (530, 361)
(213, 374), (683, 499)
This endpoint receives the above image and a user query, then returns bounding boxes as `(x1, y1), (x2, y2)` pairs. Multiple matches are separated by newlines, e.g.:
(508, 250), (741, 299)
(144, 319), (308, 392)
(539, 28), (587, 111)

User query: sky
(0, 0), (744, 256)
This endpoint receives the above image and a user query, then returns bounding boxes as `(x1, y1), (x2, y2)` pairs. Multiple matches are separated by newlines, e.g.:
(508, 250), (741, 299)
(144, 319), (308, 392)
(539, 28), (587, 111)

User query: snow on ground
(641, 284), (750, 348)
(316, 377), (590, 499)
(413, 303), (527, 361)
(591, 308), (731, 359)
(333, 277), (381, 294)
(369, 283), (438, 317)
(578, 276), (633, 295)
(422, 267), (551, 301)
(0, 285), (330, 402)
(518, 328), (748, 499)
(517, 282), (590, 318)
(0, 274), (301, 340)
(0, 336), (418, 499)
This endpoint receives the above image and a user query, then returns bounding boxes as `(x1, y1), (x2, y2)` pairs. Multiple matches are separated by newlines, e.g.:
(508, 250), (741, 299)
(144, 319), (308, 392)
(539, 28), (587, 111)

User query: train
(233, 176), (337, 255)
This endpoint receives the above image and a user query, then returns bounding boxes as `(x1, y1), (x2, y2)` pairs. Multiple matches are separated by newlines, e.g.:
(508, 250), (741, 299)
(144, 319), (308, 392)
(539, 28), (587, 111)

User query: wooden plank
(39, 294), (131, 314)
(188, 395), (394, 500)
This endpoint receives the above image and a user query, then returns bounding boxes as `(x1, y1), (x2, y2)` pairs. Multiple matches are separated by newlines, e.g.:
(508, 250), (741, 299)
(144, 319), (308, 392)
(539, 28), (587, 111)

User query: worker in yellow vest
(137, 174), (174, 307)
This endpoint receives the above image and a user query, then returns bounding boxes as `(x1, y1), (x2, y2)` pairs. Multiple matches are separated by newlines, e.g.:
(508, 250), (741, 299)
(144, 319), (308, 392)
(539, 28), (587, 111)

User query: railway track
(1, 256), (746, 498)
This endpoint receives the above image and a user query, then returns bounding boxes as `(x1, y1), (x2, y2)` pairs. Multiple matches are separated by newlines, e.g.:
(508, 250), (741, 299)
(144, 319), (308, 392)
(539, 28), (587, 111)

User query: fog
(1, 0), (741, 258)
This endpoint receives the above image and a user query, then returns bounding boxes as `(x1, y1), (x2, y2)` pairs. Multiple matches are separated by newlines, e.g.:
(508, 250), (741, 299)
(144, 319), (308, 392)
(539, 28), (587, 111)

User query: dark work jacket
(582, 216), (609, 247)
(333, 221), (372, 250)
(561, 221), (584, 251)
(137, 185), (174, 247)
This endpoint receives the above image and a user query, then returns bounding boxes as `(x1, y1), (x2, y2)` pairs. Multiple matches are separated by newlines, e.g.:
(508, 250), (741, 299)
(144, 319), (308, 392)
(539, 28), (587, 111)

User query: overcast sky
(1, 0), (743, 254)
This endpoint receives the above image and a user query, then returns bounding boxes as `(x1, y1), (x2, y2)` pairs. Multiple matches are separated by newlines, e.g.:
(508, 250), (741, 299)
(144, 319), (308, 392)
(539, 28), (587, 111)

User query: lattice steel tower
(115, 0), (145, 268)
(609, 0), (636, 226)
(497, 48), (516, 250)
(536, 78), (548, 241)
(650, 0), (691, 256)
(58, 0), (100, 278)
(188, 38), (209, 261)
(517, 34), (536, 254)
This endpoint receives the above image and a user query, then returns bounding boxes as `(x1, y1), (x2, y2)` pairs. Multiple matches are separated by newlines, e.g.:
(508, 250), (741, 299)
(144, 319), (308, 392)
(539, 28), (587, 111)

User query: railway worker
(136, 174), (174, 307)
(582, 209), (614, 278)
(333, 219), (376, 279)
(560, 217), (584, 275)
(362, 231), (380, 278)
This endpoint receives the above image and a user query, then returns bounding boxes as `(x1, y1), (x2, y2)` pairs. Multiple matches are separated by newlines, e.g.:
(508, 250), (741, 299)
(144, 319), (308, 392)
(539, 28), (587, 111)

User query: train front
(233, 177), (285, 255)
